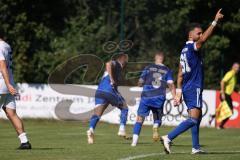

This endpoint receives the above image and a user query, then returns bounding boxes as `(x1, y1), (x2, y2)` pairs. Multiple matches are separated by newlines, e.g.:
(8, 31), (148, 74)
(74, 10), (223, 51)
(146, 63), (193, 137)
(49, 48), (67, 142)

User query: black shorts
(225, 94), (233, 111)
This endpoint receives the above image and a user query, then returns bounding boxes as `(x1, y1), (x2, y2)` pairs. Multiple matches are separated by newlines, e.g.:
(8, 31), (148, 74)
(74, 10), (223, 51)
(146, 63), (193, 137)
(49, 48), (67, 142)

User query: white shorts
(0, 94), (16, 110)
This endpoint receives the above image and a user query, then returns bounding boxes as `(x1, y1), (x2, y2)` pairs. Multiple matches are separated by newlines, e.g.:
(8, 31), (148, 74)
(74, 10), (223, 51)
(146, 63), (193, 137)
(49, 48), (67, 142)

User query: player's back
(0, 40), (15, 94)
(140, 63), (173, 108)
(180, 41), (203, 91)
(97, 60), (123, 91)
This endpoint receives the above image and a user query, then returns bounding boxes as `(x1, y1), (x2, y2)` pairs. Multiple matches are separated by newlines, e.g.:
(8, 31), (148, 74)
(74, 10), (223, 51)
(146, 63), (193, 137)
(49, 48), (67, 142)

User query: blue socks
(133, 122), (143, 135)
(154, 119), (162, 127)
(89, 108), (128, 131)
(191, 117), (202, 149)
(89, 115), (100, 129)
(168, 117), (198, 140)
(120, 108), (128, 126)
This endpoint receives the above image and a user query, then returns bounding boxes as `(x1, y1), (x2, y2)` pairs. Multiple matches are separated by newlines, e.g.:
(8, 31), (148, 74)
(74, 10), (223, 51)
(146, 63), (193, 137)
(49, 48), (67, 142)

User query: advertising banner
(0, 84), (217, 127)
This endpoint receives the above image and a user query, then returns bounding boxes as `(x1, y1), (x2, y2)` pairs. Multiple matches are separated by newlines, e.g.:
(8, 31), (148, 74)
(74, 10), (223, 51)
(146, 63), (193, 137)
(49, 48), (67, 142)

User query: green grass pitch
(1, 119), (240, 160)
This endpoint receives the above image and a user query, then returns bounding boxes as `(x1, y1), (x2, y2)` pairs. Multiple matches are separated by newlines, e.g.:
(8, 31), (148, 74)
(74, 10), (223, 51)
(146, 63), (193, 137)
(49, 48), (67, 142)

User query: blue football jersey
(97, 60), (123, 91)
(139, 64), (174, 108)
(180, 41), (204, 91)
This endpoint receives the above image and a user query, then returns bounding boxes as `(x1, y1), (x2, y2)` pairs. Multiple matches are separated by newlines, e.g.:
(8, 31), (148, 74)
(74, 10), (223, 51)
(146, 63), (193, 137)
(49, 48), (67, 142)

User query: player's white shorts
(0, 94), (16, 110)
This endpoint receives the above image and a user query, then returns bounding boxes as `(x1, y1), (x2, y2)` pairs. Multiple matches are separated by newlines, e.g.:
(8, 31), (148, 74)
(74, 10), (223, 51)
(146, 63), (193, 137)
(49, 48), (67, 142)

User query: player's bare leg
(131, 115), (144, 146)
(3, 107), (25, 134)
(3, 107), (31, 149)
(87, 104), (108, 144)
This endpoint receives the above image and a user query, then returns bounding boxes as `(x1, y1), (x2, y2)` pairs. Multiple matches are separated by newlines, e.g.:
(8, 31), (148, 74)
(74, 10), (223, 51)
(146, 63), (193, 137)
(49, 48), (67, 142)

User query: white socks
(18, 132), (28, 144)
(119, 124), (125, 132)
(132, 134), (139, 146)
(89, 127), (94, 133)
(153, 123), (159, 129)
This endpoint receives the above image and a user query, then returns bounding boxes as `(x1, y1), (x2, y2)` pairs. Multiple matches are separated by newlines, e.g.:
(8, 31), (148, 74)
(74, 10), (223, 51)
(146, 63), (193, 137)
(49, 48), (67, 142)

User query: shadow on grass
(206, 151), (240, 155)
(172, 151), (240, 155)
(14, 147), (65, 151)
(172, 144), (207, 147)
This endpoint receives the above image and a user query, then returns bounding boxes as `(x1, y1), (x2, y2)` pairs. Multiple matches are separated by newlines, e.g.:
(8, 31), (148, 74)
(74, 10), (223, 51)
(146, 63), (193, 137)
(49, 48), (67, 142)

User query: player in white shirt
(0, 34), (31, 149)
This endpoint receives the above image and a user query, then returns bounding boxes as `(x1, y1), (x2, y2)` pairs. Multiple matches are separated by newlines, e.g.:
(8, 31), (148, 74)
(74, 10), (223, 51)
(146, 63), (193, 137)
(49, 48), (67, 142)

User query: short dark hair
(155, 51), (164, 56)
(112, 52), (128, 60)
(186, 23), (202, 34)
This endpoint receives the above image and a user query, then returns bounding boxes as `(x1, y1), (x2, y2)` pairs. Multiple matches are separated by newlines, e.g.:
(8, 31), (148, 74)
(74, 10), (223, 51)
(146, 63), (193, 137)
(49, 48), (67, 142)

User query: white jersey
(0, 40), (15, 94)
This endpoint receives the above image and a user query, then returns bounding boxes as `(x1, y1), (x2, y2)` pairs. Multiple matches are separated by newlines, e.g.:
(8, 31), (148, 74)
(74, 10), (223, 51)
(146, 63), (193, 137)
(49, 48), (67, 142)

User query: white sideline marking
(119, 152), (165, 160)
(119, 151), (240, 160)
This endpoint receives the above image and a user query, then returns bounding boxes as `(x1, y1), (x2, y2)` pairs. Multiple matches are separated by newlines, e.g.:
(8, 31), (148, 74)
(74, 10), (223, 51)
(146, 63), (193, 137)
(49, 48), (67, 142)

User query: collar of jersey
(186, 40), (194, 44)
(155, 63), (165, 66)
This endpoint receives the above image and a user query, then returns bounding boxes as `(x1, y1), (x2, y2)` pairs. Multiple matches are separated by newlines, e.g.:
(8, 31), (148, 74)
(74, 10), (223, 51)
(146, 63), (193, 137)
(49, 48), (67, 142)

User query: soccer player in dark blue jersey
(131, 52), (176, 147)
(161, 9), (224, 154)
(87, 53), (129, 144)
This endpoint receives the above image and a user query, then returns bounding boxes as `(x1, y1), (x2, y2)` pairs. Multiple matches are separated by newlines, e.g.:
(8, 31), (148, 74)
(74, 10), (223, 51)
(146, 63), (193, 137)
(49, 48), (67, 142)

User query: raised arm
(195, 9), (224, 50)
(0, 60), (17, 95)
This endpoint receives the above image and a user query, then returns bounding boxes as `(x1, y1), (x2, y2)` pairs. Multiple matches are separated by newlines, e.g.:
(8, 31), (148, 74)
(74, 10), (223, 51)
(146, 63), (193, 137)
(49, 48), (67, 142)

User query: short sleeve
(0, 49), (5, 60)
(166, 70), (174, 84)
(139, 67), (148, 84)
(222, 71), (233, 82)
(189, 43), (198, 52)
(193, 42), (198, 51)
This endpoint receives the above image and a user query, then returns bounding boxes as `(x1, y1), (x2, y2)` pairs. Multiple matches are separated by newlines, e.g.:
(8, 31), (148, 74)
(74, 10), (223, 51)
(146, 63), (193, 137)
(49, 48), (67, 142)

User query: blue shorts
(183, 88), (203, 110)
(137, 100), (164, 117)
(95, 88), (125, 107)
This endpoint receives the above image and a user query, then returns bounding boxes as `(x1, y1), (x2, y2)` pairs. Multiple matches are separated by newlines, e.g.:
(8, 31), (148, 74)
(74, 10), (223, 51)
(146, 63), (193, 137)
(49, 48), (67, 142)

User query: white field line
(118, 152), (165, 160)
(119, 151), (240, 160)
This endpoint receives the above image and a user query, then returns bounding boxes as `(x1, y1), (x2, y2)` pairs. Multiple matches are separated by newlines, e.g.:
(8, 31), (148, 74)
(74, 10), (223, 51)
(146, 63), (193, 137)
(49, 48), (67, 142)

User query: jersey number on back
(180, 53), (191, 73)
(152, 72), (162, 88)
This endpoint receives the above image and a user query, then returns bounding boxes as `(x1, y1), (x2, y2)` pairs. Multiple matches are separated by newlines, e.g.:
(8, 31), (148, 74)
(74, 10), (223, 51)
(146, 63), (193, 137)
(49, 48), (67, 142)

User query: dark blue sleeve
(166, 69), (174, 83)
(188, 43), (198, 52)
(139, 67), (148, 84)
(188, 43), (194, 51)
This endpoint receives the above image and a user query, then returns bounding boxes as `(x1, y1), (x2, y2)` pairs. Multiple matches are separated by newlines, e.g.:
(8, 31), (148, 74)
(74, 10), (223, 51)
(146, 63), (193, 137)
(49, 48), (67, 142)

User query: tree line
(0, 0), (239, 89)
